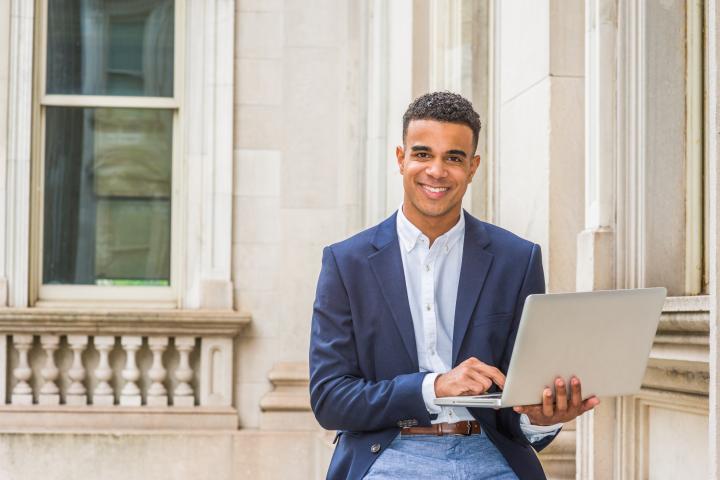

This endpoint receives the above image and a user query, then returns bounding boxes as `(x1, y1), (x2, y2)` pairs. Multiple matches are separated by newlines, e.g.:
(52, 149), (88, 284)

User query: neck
(402, 203), (462, 246)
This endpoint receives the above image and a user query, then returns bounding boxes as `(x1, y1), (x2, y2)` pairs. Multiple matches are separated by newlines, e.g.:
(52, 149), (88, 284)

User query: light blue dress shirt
(396, 206), (561, 443)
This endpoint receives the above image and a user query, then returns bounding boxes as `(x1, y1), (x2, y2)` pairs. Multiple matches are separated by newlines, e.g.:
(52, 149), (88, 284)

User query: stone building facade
(0, 0), (715, 478)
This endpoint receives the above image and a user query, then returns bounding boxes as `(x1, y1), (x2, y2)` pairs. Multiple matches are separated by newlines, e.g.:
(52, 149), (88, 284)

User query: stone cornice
(0, 308), (251, 336)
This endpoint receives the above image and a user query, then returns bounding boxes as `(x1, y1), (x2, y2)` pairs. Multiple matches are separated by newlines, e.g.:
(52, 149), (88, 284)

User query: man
(309, 92), (598, 479)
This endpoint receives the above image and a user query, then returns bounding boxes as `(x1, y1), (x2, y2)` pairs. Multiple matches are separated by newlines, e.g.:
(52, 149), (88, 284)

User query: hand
(435, 357), (505, 397)
(513, 376), (600, 426)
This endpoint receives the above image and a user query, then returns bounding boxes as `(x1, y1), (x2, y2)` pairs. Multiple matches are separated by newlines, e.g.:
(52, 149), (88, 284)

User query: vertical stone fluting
(173, 336), (195, 407)
(66, 335), (88, 405)
(120, 336), (142, 406)
(38, 335), (60, 405)
(11, 334), (33, 405)
(93, 336), (115, 406)
(147, 337), (169, 407)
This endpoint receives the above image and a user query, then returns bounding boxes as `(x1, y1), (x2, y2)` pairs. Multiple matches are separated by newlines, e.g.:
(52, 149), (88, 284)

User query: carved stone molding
(259, 362), (316, 432)
(0, 308), (250, 336)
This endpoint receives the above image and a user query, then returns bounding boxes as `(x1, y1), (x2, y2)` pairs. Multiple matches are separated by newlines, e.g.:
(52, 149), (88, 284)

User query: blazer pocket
(472, 312), (513, 327)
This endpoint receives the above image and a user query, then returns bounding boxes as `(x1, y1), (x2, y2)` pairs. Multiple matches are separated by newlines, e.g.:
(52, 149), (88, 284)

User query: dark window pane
(43, 107), (172, 285)
(47, 0), (174, 97)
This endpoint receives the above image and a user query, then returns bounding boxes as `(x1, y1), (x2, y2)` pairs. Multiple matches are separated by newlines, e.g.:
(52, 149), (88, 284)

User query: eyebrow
(446, 149), (468, 157)
(411, 145), (431, 152)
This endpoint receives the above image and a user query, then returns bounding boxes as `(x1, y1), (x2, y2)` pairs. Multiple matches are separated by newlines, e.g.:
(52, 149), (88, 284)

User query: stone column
(575, 1), (617, 478)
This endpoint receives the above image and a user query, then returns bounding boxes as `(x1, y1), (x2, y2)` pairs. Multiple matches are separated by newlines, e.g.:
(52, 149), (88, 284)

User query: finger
(581, 396), (600, 412)
(469, 372), (493, 393)
(514, 404), (540, 416)
(459, 370), (491, 395)
(555, 378), (567, 412)
(542, 388), (554, 417)
(471, 363), (506, 389)
(570, 377), (582, 408)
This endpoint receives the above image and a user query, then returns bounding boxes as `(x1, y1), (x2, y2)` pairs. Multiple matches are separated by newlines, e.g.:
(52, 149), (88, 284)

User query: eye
(447, 156), (463, 163)
(415, 152), (431, 159)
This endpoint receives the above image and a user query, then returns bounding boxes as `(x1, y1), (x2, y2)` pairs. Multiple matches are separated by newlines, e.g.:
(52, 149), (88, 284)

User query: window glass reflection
(43, 107), (172, 285)
(47, 0), (174, 96)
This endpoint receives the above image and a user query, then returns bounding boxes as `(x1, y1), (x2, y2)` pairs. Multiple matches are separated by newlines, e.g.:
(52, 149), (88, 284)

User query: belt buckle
(463, 422), (472, 436)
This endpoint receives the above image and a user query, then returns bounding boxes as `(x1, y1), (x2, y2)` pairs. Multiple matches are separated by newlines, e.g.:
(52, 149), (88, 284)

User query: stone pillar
(575, 1), (617, 478)
(708, 0), (720, 477)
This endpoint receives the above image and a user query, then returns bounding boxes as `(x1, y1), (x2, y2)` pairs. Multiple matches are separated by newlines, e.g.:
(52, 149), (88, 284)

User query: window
(32, 0), (182, 306)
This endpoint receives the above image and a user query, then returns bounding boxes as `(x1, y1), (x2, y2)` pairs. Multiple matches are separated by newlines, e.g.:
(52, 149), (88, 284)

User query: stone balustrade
(9, 334), (201, 407)
(0, 308), (250, 430)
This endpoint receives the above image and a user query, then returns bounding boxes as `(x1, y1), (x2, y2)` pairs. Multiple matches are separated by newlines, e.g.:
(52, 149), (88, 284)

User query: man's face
(396, 119), (480, 223)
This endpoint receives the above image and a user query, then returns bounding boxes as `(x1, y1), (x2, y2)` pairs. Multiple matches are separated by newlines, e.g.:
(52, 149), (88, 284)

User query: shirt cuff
(421, 372), (442, 414)
(519, 414), (562, 443)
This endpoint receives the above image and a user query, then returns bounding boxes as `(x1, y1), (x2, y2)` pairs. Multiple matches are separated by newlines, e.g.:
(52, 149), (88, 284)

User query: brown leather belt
(400, 421), (481, 436)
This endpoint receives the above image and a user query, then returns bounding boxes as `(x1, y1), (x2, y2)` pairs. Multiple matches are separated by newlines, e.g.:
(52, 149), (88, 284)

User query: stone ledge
(0, 405), (239, 431)
(0, 308), (251, 336)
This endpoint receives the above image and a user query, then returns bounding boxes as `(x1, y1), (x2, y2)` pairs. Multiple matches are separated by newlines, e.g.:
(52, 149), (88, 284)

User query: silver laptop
(434, 287), (667, 408)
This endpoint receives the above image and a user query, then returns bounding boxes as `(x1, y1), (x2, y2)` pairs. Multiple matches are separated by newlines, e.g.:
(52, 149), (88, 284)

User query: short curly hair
(402, 92), (482, 152)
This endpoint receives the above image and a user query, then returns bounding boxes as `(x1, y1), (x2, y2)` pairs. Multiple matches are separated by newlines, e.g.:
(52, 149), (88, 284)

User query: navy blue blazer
(309, 211), (557, 479)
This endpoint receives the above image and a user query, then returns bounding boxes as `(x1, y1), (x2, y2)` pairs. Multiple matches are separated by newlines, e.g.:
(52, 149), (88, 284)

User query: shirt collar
(396, 205), (465, 253)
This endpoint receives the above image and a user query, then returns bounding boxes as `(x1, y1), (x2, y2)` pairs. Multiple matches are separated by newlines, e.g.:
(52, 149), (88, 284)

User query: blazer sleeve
(496, 243), (560, 451)
(309, 246), (432, 432)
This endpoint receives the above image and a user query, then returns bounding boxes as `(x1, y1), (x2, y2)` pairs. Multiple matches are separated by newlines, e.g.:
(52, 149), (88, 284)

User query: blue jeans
(363, 432), (519, 480)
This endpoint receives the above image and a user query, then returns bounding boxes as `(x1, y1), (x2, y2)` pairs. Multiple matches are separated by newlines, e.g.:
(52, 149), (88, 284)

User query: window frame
(29, 0), (186, 308)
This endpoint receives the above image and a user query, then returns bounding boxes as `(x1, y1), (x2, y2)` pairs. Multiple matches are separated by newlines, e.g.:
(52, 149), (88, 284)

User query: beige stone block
(233, 196), (281, 244)
(232, 243), (282, 280)
(232, 291), (282, 338)
(234, 105), (283, 149)
(233, 431), (317, 479)
(261, 411), (319, 432)
(0, 277), (7, 307)
(234, 149), (281, 197)
(647, 407), (708, 479)
(236, 381), (272, 429)
(500, 0), (550, 103)
(0, 432), (235, 480)
(238, 0), (283, 12)
(548, 76), (584, 293)
(199, 278), (234, 310)
(280, 208), (347, 245)
(233, 264), (278, 293)
(237, 337), (279, 384)
(549, 0), (584, 77)
(237, 11), (283, 59)
(281, 48), (339, 209)
(498, 78), (550, 249)
(237, 59), (282, 105)
(284, 0), (341, 47)
(576, 228), (614, 292)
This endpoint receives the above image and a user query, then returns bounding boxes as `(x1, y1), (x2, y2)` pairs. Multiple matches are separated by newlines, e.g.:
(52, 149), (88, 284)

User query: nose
(425, 157), (447, 179)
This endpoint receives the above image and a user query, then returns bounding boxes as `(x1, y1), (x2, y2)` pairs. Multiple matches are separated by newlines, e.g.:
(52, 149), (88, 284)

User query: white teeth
(423, 185), (448, 193)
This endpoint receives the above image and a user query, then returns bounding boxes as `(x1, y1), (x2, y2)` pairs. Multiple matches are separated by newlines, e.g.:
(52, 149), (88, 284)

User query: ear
(467, 154), (481, 183)
(396, 145), (405, 174)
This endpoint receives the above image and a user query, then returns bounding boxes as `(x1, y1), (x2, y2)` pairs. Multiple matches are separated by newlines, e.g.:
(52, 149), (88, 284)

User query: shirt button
(371, 443), (381, 454)
(425, 264), (431, 272)
(425, 304), (431, 311)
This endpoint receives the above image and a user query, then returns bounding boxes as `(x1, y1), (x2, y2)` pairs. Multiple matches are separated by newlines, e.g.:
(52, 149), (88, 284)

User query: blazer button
(370, 443), (381, 454)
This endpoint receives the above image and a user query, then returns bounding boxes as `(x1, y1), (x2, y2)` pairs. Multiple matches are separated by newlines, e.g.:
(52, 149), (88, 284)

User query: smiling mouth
(420, 184), (450, 194)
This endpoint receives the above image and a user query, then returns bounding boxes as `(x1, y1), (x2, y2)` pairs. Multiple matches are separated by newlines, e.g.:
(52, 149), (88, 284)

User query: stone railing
(0, 309), (250, 430)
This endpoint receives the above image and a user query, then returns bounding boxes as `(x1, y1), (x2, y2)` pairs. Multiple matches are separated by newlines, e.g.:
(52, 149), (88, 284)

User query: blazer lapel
(452, 212), (494, 366)
(368, 213), (419, 371)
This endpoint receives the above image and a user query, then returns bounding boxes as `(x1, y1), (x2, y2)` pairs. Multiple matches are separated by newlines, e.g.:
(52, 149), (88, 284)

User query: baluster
(147, 337), (168, 407)
(120, 336), (142, 406)
(38, 335), (60, 405)
(11, 335), (34, 405)
(93, 336), (115, 406)
(173, 337), (195, 407)
(66, 335), (88, 405)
